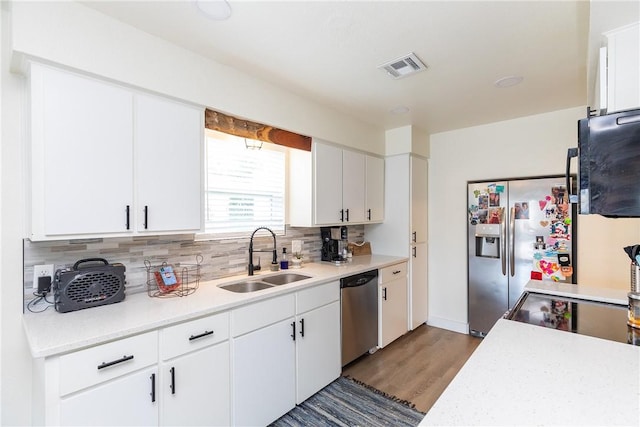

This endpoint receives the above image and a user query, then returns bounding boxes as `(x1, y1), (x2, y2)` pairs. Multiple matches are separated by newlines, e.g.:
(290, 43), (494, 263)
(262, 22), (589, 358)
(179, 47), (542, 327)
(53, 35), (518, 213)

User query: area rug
(270, 376), (426, 427)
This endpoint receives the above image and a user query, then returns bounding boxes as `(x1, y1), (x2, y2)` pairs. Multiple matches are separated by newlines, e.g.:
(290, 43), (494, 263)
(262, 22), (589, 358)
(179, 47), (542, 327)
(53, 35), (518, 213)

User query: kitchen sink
(261, 273), (311, 286)
(219, 281), (274, 293)
(218, 273), (312, 293)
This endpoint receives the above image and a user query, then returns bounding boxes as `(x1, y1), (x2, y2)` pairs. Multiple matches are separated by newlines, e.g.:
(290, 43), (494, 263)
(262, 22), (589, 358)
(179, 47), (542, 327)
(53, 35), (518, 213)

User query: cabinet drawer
(58, 331), (158, 396)
(380, 262), (408, 283)
(160, 311), (229, 361)
(297, 281), (339, 314)
(232, 293), (295, 337)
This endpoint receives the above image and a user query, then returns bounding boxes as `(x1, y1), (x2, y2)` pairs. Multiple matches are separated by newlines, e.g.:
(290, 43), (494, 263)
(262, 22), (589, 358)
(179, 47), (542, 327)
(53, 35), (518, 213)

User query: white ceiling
(78, 1), (630, 134)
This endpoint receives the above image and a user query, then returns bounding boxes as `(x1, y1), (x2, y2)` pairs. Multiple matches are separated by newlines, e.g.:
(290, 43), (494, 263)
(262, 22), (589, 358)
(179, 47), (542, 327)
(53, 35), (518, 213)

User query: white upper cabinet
(341, 148), (366, 223)
(289, 139), (382, 227)
(602, 23), (640, 113)
(134, 94), (202, 233)
(411, 156), (428, 244)
(29, 63), (203, 240)
(366, 155), (384, 222)
(31, 63), (134, 237)
(313, 142), (344, 225)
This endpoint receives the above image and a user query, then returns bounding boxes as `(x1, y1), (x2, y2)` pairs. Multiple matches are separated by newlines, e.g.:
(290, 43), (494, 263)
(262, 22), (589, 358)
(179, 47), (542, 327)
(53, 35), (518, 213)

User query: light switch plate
(32, 264), (54, 289)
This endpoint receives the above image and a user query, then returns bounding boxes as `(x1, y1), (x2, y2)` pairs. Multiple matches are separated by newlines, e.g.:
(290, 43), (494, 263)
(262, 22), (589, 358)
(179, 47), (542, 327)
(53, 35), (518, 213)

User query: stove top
(507, 291), (639, 346)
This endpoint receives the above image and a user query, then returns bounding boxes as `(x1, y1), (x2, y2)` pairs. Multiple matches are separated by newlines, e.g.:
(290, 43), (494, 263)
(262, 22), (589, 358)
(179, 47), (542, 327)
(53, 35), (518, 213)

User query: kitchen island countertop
(23, 255), (406, 358)
(421, 281), (640, 426)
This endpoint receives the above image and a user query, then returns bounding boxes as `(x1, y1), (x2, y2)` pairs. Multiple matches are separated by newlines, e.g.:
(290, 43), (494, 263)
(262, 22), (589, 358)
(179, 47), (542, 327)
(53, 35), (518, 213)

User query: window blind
(205, 135), (285, 236)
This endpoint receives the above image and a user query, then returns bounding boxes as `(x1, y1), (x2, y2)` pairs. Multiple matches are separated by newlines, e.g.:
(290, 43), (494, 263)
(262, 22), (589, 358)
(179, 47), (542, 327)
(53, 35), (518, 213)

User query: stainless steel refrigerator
(468, 176), (577, 337)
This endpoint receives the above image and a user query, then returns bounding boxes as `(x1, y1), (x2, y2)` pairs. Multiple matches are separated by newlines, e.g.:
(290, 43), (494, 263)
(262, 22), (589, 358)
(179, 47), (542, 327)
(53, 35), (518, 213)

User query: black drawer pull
(383, 287), (387, 301)
(97, 354), (134, 370)
(125, 205), (130, 230)
(393, 270), (401, 275)
(150, 373), (156, 403)
(189, 330), (214, 341)
(170, 367), (176, 395)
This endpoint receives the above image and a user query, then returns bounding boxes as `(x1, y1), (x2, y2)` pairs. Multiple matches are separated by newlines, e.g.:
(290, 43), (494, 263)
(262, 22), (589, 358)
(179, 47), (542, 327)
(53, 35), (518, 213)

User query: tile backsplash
(23, 225), (364, 297)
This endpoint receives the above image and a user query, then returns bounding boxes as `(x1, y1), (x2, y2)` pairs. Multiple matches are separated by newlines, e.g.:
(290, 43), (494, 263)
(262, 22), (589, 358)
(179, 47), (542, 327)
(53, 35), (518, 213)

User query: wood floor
(341, 324), (482, 414)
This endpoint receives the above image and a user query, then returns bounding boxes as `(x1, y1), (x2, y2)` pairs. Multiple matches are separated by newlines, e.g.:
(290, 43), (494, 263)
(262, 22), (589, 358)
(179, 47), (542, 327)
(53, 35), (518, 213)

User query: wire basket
(145, 255), (203, 298)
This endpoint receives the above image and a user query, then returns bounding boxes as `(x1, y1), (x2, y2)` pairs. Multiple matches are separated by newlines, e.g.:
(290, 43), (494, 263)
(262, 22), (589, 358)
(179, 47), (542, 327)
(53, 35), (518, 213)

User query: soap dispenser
(280, 248), (289, 270)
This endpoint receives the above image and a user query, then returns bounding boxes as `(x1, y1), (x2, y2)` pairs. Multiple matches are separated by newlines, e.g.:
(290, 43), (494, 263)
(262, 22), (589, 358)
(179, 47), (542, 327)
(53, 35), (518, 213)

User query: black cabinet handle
(143, 205), (148, 230)
(170, 367), (176, 395)
(345, 208), (350, 222)
(150, 373), (156, 403)
(340, 209), (344, 222)
(367, 209), (371, 220)
(189, 330), (214, 341)
(291, 321), (296, 341)
(125, 205), (130, 230)
(412, 247), (417, 258)
(299, 318), (305, 338)
(97, 354), (134, 370)
(412, 231), (417, 243)
(383, 287), (387, 301)
(393, 270), (401, 275)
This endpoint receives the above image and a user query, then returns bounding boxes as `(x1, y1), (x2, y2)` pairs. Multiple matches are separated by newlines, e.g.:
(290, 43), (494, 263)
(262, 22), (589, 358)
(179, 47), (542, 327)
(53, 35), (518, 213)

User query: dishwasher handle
(340, 270), (378, 288)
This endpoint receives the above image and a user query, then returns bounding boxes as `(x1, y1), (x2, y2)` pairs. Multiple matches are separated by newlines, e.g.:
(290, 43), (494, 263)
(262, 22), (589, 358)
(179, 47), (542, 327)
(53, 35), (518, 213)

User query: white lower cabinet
(35, 283), (341, 427)
(379, 262), (408, 348)
(159, 312), (230, 426)
(232, 317), (297, 426)
(41, 331), (159, 426)
(295, 282), (341, 403)
(59, 366), (159, 426)
(231, 282), (340, 426)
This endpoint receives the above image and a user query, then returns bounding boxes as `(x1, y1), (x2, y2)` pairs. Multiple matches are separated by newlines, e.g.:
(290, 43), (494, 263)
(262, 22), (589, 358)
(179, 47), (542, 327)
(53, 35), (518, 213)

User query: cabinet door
(161, 342), (230, 426)
(380, 277), (408, 347)
(366, 155), (384, 222)
(135, 94), (203, 232)
(59, 366), (158, 426)
(32, 64), (134, 237)
(232, 318), (296, 426)
(411, 156), (428, 243)
(314, 142), (343, 224)
(410, 242), (429, 330)
(606, 23), (640, 112)
(296, 301), (340, 403)
(342, 149), (366, 223)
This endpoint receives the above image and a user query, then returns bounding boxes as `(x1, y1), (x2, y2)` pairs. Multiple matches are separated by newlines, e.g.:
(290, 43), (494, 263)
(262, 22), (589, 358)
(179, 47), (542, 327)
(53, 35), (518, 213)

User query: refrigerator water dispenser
(475, 224), (500, 258)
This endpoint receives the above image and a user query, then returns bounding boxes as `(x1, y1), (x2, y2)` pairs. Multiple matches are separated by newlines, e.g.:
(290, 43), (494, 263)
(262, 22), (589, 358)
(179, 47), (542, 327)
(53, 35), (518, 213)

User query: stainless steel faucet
(248, 227), (278, 276)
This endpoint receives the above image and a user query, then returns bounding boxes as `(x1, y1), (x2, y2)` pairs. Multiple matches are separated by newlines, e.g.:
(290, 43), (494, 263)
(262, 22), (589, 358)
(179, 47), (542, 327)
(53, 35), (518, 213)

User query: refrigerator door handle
(509, 207), (516, 277)
(500, 208), (507, 276)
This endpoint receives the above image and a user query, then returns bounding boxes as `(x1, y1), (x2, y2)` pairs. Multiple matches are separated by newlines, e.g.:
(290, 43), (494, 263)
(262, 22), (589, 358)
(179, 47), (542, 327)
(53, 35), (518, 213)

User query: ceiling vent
(378, 53), (427, 79)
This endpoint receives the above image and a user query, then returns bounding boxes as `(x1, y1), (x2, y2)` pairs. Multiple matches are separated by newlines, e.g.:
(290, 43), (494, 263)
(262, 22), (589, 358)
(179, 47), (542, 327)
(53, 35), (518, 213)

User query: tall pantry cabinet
(365, 154), (429, 330)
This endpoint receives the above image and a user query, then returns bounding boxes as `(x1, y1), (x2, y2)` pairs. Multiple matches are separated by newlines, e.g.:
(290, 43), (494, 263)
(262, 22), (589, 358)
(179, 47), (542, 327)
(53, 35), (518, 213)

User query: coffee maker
(321, 226), (348, 263)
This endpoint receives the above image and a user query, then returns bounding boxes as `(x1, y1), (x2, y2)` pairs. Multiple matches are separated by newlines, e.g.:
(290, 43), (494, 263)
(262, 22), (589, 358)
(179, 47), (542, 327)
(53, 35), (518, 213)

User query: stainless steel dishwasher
(340, 269), (378, 366)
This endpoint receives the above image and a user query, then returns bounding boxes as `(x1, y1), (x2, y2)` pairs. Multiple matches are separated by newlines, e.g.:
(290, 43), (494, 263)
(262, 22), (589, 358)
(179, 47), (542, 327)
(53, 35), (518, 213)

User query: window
(203, 130), (286, 237)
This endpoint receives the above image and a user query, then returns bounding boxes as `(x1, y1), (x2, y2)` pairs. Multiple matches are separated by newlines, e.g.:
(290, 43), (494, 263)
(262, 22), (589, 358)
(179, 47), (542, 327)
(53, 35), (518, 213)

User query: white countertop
(524, 279), (629, 305)
(421, 282), (640, 426)
(23, 255), (406, 358)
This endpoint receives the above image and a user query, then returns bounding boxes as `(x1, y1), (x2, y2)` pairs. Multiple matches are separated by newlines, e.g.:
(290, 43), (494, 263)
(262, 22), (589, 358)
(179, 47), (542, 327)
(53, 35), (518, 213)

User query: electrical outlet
(32, 264), (54, 289)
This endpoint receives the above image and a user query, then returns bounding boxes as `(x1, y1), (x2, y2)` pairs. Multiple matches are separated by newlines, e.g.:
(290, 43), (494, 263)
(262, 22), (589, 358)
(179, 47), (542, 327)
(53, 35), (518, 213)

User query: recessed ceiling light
(195, 0), (232, 21)
(390, 106), (410, 114)
(494, 75), (524, 88)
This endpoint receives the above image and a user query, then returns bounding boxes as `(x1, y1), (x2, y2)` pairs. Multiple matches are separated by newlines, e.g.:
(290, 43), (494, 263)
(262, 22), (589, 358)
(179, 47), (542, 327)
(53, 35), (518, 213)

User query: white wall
(9, 1), (384, 155)
(427, 106), (640, 332)
(0, 2), (385, 424)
